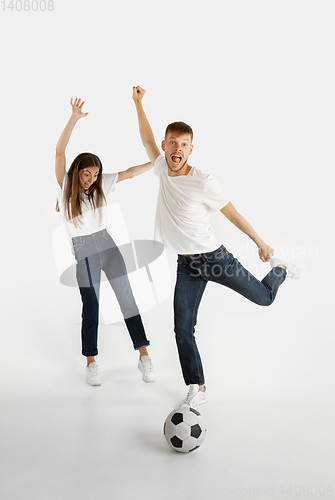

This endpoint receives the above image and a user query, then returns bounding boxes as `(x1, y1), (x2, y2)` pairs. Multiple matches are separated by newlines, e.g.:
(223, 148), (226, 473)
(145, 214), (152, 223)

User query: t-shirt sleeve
(102, 172), (119, 197)
(153, 155), (165, 176)
(56, 171), (68, 206)
(203, 175), (229, 211)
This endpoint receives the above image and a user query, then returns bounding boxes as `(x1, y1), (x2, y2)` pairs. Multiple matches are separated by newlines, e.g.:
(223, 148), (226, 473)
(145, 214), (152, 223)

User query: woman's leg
(92, 230), (155, 382)
(76, 253), (102, 358)
(101, 244), (150, 350)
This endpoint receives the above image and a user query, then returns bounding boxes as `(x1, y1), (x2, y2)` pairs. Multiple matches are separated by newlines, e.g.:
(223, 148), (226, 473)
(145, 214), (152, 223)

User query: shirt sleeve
(203, 175), (229, 211)
(153, 155), (165, 176)
(56, 171), (68, 206)
(102, 172), (119, 197)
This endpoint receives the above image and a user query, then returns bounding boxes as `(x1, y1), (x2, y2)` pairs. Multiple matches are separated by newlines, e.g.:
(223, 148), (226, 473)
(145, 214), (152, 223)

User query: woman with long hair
(55, 97), (155, 386)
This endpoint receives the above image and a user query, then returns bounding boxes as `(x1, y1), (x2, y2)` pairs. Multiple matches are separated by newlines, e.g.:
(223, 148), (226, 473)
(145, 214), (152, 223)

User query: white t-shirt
(153, 155), (229, 254)
(56, 171), (118, 240)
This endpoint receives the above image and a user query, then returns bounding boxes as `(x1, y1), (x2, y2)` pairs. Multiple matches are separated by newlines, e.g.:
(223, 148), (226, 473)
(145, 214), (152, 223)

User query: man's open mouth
(171, 155), (182, 166)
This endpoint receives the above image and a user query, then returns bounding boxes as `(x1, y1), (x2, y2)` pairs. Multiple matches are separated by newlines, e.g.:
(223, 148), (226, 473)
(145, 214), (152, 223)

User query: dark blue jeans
(174, 245), (286, 386)
(72, 229), (150, 357)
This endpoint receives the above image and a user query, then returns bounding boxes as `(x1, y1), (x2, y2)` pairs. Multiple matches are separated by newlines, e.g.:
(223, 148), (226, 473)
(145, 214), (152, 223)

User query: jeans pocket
(177, 256), (186, 268)
(100, 229), (116, 248)
(72, 241), (84, 252)
(100, 230), (112, 240)
(205, 246), (227, 263)
(72, 239), (85, 261)
(177, 256), (193, 273)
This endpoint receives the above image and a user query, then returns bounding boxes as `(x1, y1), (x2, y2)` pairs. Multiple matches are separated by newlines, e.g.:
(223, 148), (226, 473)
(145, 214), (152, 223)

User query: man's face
(162, 132), (193, 176)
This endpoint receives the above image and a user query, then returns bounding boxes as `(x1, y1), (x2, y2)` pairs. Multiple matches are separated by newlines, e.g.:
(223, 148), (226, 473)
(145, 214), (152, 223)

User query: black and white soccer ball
(163, 406), (207, 453)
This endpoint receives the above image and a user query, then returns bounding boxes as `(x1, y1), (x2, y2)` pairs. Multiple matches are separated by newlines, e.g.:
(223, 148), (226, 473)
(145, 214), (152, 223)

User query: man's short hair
(165, 122), (193, 143)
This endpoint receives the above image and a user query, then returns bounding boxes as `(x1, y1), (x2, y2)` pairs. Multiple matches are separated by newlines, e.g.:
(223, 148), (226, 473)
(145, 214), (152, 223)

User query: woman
(55, 97), (155, 386)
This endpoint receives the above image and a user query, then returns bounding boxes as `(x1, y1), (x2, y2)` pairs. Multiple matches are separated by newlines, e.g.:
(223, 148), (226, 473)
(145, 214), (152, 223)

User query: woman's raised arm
(55, 98), (88, 188)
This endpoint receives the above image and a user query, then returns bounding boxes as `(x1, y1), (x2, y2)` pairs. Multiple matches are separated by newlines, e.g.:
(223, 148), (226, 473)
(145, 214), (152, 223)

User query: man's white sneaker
(138, 355), (156, 383)
(86, 362), (101, 386)
(270, 257), (303, 279)
(179, 384), (208, 408)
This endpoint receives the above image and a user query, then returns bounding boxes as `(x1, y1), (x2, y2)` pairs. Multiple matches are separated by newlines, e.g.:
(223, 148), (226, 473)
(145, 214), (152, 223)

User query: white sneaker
(270, 257), (303, 279)
(179, 384), (208, 408)
(138, 355), (156, 383)
(86, 362), (101, 386)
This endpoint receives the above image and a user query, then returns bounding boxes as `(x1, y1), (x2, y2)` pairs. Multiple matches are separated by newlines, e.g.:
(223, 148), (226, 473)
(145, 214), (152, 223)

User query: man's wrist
(254, 237), (266, 248)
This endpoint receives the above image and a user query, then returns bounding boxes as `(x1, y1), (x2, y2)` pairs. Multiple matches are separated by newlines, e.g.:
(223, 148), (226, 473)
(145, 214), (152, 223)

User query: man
(132, 86), (301, 408)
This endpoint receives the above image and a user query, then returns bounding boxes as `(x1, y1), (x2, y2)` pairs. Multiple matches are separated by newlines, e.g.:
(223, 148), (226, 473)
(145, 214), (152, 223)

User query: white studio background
(1, 1), (334, 500)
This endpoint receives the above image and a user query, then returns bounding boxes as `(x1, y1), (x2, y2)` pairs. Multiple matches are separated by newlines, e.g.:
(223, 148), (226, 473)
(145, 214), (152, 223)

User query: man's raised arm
(132, 86), (161, 165)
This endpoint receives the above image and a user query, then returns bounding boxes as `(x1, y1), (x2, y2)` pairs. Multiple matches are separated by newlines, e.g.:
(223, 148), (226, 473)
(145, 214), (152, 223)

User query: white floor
(2, 267), (334, 500)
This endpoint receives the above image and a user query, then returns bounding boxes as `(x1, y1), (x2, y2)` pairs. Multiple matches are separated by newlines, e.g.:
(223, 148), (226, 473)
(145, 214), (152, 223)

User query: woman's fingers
(70, 97), (88, 116)
(70, 97), (84, 109)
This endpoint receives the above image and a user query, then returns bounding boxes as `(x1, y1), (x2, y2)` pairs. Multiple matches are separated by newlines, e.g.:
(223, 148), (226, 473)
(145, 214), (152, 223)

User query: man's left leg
(203, 246), (287, 305)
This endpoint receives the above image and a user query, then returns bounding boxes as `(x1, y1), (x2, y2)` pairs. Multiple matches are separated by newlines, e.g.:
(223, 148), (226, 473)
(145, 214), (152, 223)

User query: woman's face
(78, 166), (100, 190)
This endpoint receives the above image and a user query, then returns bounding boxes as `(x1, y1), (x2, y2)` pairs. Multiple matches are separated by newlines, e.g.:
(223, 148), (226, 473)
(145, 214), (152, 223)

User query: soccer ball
(163, 406), (207, 453)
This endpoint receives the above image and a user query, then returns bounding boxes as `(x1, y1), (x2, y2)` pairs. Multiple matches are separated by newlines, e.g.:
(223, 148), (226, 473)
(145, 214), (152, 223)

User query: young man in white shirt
(132, 86), (301, 408)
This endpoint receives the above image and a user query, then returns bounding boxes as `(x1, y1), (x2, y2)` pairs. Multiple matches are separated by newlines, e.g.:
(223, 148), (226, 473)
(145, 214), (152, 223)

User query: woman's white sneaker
(270, 257), (303, 279)
(138, 355), (156, 383)
(86, 362), (101, 386)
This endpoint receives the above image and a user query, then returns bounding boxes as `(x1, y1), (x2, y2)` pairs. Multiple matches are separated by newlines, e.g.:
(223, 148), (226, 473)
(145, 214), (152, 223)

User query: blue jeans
(72, 229), (150, 357)
(174, 245), (286, 385)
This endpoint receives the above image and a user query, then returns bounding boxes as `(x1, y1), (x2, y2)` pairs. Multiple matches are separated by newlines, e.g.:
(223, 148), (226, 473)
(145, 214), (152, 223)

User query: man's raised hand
(70, 97), (89, 119)
(258, 244), (274, 262)
(132, 85), (161, 165)
(132, 86), (146, 103)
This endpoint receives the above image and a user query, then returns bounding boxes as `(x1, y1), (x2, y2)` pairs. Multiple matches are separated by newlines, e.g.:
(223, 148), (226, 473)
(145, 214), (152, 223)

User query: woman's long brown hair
(56, 152), (107, 228)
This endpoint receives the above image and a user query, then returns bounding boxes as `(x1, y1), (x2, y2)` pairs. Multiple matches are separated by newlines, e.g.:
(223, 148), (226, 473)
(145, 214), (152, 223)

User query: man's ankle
(276, 264), (287, 274)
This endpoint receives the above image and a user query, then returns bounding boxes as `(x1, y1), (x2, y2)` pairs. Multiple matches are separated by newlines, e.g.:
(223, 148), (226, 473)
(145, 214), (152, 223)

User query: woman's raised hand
(70, 97), (89, 118)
